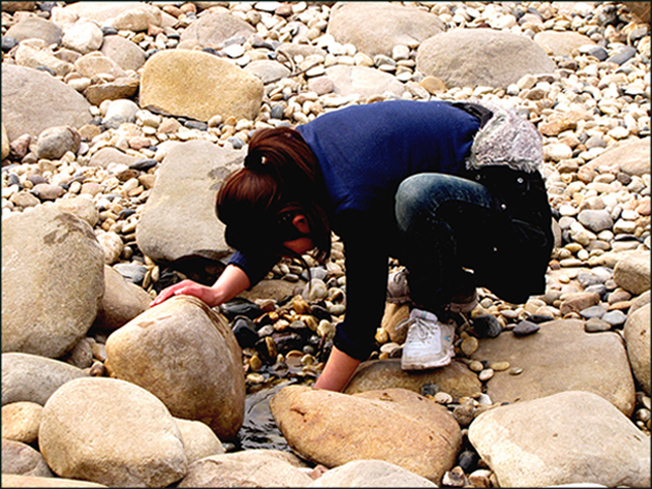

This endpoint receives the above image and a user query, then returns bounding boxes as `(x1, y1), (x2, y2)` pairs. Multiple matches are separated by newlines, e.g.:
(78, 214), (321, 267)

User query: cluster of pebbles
(1, 0), (651, 474)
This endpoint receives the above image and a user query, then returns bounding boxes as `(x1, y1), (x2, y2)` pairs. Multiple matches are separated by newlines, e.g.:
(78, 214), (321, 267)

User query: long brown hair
(216, 127), (331, 262)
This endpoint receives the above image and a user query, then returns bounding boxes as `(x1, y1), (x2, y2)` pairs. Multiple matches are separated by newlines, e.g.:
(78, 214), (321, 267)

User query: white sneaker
(387, 268), (410, 304)
(400, 309), (455, 370)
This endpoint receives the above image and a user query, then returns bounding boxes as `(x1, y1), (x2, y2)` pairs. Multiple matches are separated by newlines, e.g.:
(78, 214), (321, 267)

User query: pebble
(512, 320), (540, 336)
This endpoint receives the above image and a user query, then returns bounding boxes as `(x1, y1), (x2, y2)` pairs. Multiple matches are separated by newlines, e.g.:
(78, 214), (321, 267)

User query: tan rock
(624, 306), (651, 396)
(1, 474), (105, 488)
(139, 50), (264, 122)
(270, 386), (461, 484)
(472, 319), (635, 416)
(1, 402), (42, 444)
(105, 296), (245, 440)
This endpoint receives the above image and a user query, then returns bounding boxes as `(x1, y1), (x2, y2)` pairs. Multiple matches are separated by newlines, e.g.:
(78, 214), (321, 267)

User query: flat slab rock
(471, 319), (635, 416)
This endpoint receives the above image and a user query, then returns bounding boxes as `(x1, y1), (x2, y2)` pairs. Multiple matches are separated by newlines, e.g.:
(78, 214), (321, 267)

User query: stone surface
(61, 21), (103, 55)
(344, 359), (482, 401)
(35, 126), (81, 160)
(174, 417), (225, 465)
(105, 296), (245, 440)
(2, 439), (54, 478)
(2, 206), (105, 358)
(92, 265), (152, 332)
(2, 123), (10, 160)
(99, 34), (146, 72)
(471, 319), (635, 416)
(623, 305), (651, 396)
(1, 474), (106, 488)
(325, 65), (405, 98)
(178, 8), (255, 49)
(468, 391), (651, 487)
(1, 401), (42, 444)
(613, 250), (651, 295)
(1, 353), (88, 407)
(534, 31), (596, 56)
(585, 138), (650, 176)
(139, 50), (264, 122)
(309, 459), (438, 487)
(327, 3), (444, 57)
(416, 29), (556, 89)
(136, 140), (242, 263)
(177, 449), (312, 487)
(39, 377), (187, 487)
(5, 17), (62, 45)
(1, 65), (92, 141)
(271, 386), (461, 484)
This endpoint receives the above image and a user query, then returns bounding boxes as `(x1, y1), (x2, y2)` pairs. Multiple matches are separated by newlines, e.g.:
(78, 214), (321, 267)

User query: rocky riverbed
(1, 1), (651, 488)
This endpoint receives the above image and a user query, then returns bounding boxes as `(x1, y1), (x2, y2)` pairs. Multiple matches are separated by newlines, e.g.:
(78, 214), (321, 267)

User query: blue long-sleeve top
(229, 100), (481, 360)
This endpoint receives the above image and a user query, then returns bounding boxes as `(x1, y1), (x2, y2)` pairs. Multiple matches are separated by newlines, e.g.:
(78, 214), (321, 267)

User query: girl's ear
(292, 214), (310, 234)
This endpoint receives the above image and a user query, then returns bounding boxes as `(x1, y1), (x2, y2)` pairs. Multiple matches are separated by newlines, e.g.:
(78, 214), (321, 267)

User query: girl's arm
(150, 264), (251, 308)
(313, 345), (361, 392)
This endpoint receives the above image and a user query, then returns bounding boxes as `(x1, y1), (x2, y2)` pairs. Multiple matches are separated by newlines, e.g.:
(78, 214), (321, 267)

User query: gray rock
(309, 459), (438, 487)
(472, 319), (635, 416)
(39, 377), (187, 487)
(30, 183), (65, 201)
(601, 310), (627, 327)
(624, 306), (650, 396)
(177, 449), (312, 488)
(607, 46), (637, 65)
(2, 439), (54, 478)
(14, 43), (73, 77)
(325, 65), (405, 98)
(613, 250), (651, 295)
(61, 21), (103, 55)
(2, 206), (104, 358)
(327, 2), (444, 58)
(416, 29), (556, 89)
(140, 50), (264, 122)
(178, 8), (255, 50)
(5, 17), (63, 45)
(244, 60), (291, 84)
(1, 65), (92, 141)
(577, 209), (614, 233)
(468, 391), (651, 487)
(105, 296), (246, 440)
(1, 353), (88, 407)
(92, 265), (151, 333)
(35, 126), (81, 160)
(99, 34), (146, 72)
(102, 99), (139, 129)
(136, 139), (242, 263)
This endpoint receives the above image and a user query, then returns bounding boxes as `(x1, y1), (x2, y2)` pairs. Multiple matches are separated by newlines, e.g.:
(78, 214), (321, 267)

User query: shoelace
(397, 313), (436, 341)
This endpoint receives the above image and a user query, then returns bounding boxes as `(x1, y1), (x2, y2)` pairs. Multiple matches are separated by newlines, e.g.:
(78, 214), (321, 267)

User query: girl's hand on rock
(150, 280), (217, 307)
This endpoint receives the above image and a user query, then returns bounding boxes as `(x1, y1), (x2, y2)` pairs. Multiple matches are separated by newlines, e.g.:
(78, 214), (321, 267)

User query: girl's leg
(394, 173), (499, 314)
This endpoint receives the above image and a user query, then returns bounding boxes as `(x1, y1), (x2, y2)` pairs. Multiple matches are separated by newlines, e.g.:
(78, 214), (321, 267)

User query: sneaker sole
(401, 353), (454, 371)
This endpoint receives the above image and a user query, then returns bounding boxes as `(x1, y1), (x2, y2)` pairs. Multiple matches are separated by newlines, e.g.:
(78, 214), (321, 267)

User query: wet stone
(221, 298), (263, 321)
(512, 320), (540, 336)
(232, 316), (258, 349)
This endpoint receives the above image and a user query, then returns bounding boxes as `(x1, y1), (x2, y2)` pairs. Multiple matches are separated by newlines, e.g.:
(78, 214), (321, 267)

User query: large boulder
(344, 359), (482, 400)
(624, 306), (651, 395)
(173, 418), (225, 465)
(139, 50), (264, 122)
(39, 377), (187, 487)
(327, 2), (444, 58)
(471, 319), (636, 416)
(178, 8), (255, 49)
(1, 353), (88, 407)
(177, 449), (312, 487)
(105, 296), (245, 440)
(270, 386), (461, 484)
(416, 29), (556, 89)
(468, 391), (651, 487)
(2, 206), (105, 358)
(135, 140), (242, 263)
(324, 65), (406, 99)
(1, 65), (92, 141)
(92, 265), (152, 332)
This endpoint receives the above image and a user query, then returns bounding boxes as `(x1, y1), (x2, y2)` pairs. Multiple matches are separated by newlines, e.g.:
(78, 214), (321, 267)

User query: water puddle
(235, 380), (300, 452)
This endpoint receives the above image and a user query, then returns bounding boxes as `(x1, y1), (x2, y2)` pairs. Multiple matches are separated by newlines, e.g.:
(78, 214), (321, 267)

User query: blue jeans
(394, 173), (499, 312)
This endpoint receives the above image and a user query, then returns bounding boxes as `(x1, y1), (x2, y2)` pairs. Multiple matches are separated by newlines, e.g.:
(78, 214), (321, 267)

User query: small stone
(453, 404), (475, 427)
(490, 361), (510, 371)
(478, 368), (494, 382)
(442, 466), (467, 487)
(461, 336), (479, 356)
(434, 392), (453, 404)
(471, 314), (502, 338)
(509, 367), (523, 376)
(468, 360), (484, 372)
(512, 320), (540, 336)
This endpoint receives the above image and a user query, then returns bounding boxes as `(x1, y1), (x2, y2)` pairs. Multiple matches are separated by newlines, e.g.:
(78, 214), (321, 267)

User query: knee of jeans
(395, 177), (428, 231)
